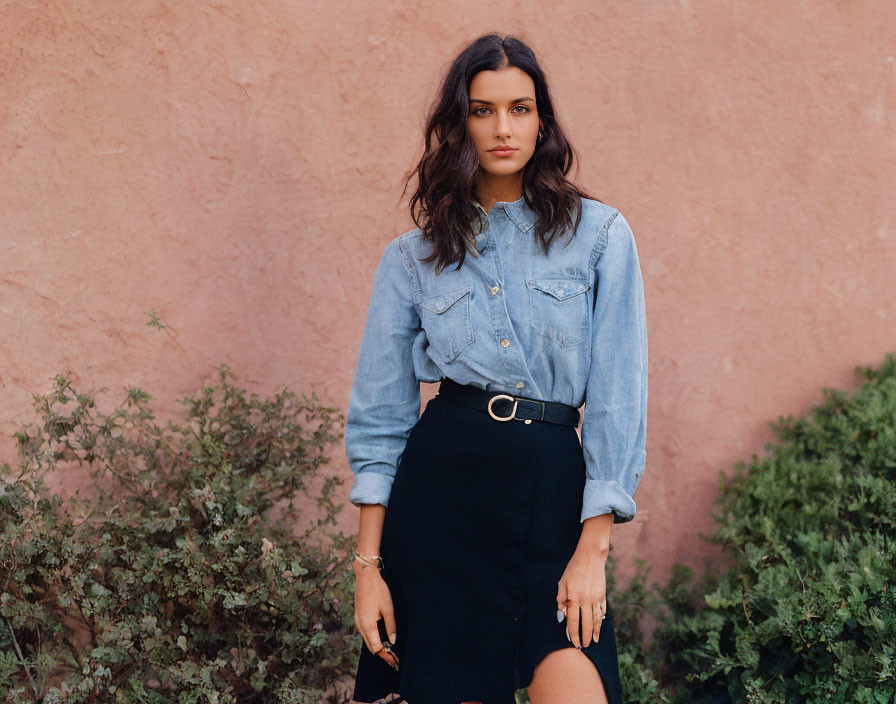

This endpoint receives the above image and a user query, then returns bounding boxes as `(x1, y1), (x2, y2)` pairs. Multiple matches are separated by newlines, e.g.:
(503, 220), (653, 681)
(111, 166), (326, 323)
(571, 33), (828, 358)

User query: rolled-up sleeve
(580, 210), (648, 524)
(345, 236), (422, 508)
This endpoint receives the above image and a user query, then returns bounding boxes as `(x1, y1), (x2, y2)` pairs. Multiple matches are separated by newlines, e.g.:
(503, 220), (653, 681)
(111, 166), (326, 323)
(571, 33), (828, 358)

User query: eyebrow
(469, 97), (535, 105)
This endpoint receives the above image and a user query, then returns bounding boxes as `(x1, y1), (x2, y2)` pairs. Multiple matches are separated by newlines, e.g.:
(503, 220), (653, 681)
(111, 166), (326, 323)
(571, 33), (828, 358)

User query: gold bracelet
(353, 550), (383, 569)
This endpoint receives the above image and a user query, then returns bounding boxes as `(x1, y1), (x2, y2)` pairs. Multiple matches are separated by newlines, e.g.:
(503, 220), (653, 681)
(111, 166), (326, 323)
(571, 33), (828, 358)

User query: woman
(344, 34), (647, 704)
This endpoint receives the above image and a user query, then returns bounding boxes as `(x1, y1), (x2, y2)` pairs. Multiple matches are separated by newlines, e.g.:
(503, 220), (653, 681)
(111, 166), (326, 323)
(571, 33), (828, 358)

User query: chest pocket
(420, 284), (475, 364)
(526, 277), (591, 349)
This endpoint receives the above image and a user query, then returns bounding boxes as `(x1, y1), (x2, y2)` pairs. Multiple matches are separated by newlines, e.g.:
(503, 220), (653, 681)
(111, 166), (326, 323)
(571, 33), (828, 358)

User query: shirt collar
(472, 196), (538, 234)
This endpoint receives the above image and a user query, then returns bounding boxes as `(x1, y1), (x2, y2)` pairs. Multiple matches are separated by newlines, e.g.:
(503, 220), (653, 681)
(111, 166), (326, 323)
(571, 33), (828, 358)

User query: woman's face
(466, 66), (540, 179)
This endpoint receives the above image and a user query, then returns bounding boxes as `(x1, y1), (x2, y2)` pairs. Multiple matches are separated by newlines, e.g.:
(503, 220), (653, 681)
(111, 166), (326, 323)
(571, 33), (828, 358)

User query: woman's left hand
(557, 522), (611, 648)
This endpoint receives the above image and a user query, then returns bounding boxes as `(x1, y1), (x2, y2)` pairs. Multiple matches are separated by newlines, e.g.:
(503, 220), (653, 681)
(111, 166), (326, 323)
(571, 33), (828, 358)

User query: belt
(436, 377), (581, 427)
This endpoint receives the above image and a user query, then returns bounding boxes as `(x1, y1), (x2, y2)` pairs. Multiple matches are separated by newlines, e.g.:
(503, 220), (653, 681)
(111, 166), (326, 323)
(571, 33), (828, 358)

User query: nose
(495, 109), (512, 139)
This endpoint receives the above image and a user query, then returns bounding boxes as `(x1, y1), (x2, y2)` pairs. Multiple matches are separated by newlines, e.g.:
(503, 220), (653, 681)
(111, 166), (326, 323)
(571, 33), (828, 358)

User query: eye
(470, 105), (532, 116)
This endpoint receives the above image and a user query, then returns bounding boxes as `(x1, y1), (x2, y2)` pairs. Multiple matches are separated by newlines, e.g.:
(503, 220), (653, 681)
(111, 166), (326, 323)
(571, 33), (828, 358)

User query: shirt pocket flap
(526, 278), (591, 301)
(420, 284), (473, 314)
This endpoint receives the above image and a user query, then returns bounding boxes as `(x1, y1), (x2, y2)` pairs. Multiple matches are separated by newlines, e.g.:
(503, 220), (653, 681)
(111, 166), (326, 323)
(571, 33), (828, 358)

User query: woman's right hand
(353, 562), (399, 670)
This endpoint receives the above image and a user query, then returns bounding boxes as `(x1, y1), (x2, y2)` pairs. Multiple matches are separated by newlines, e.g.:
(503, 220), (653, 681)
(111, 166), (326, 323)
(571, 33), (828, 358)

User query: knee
(528, 646), (608, 704)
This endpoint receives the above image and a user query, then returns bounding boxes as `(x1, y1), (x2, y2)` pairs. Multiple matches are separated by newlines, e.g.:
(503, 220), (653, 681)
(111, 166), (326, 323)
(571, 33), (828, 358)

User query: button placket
(476, 223), (535, 395)
(483, 262), (521, 385)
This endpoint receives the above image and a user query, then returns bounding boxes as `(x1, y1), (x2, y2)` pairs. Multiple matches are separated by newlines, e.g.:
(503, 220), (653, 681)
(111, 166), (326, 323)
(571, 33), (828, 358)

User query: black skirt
(351, 380), (624, 704)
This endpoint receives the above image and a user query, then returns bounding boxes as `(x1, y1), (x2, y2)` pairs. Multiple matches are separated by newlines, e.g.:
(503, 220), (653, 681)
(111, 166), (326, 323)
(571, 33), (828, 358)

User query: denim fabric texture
(344, 196), (648, 523)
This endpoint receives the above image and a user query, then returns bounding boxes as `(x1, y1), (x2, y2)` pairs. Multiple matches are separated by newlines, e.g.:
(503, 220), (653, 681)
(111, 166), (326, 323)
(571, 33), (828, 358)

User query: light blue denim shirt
(344, 196), (648, 524)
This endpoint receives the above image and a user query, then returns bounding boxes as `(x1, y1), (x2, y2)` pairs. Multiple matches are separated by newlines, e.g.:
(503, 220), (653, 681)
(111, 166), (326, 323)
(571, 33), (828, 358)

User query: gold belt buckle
(487, 394), (518, 421)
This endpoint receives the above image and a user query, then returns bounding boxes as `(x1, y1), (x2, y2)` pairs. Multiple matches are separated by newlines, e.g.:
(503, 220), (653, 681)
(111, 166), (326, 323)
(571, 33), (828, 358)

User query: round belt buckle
(487, 394), (518, 421)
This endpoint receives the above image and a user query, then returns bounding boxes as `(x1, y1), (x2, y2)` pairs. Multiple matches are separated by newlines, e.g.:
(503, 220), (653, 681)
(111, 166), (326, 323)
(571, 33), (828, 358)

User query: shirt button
(500, 338), (510, 347)
(515, 381), (525, 389)
(490, 284), (499, 295)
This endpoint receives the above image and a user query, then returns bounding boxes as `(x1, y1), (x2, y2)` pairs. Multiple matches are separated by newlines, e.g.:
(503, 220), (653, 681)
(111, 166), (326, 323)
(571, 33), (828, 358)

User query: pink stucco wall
(3, 1), (895, 588)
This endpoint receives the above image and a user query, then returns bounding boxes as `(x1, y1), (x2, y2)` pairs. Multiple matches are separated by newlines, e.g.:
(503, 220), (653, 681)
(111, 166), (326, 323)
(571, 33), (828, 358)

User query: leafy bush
(0, 365), (358, 703)
(606, 556), (674, 704)
(654, 353), (896, 703)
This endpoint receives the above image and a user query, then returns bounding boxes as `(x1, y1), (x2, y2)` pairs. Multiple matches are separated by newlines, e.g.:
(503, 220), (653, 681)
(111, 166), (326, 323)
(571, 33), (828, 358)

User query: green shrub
(607, 556), (673, 704)
(654, 353), (896, 703)
(0, 365), (357, 703)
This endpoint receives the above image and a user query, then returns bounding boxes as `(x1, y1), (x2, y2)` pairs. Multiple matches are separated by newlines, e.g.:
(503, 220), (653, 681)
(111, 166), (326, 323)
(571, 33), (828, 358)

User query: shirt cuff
(348, 465), (395, 508)
(581, 479), (637, 524)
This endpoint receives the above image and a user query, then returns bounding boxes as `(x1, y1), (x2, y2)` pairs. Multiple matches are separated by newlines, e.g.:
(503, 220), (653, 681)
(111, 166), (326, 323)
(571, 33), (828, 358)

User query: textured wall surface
(2, 1), (895, 587)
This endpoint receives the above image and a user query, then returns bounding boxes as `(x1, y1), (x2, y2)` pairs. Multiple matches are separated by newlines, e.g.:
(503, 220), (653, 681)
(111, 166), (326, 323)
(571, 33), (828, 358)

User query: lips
(488, 146), (518, 157)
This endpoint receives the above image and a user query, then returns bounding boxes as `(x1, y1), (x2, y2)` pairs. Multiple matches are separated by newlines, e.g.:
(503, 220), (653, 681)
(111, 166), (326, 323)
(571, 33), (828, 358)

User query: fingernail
(389, 632), (397, 645)
(565, 628), (570, 642)
(556, 608), (565, 622)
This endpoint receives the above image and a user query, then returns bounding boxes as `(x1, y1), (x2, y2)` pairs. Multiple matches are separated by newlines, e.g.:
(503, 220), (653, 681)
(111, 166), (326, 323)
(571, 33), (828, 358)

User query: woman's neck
(474, 173), (523, 210)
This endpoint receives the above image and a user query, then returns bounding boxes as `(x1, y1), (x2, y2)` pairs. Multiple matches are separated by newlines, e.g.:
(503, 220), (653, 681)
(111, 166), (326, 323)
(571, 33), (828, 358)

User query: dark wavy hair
(400, 34), (601, 275)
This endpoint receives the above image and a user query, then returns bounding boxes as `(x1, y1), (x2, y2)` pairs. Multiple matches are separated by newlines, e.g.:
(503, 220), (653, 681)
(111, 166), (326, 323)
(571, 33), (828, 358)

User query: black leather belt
(436, 377), (581, 427)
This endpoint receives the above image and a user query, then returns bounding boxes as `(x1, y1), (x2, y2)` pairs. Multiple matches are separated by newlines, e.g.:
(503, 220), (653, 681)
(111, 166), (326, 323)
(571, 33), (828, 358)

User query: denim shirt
(344, 195), (648, 524)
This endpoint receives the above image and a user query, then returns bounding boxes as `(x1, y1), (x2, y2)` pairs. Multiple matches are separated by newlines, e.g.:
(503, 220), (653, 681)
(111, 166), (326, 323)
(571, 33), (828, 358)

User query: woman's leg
(526, 647), (609, 704)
